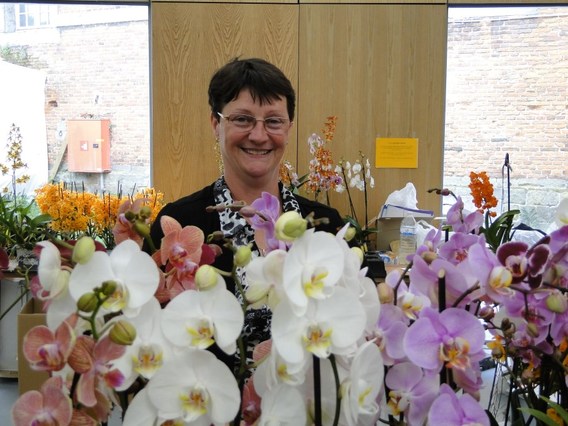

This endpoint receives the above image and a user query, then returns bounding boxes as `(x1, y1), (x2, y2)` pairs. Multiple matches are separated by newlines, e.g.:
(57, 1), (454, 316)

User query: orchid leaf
(517, 408), (558, 426)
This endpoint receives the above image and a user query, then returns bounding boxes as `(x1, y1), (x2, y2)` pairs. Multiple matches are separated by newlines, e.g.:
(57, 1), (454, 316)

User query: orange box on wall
(67, 119), (111, 173)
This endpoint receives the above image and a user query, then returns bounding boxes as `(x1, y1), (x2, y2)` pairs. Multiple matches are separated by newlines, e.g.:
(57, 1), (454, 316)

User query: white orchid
(112, 298), (173, 391)
(245, 249), (286, 310)
(272, 287), (366, 365)
(36, 241), (85, 331)
(253, 342), (309, 397)
(160, 288), (244, 355)
(68, 239), (159, 317)
(257, 384), (307, 426)
(340, 341), (384, 426)
(555, 197), (568, 227)
(282, 229), (345, 316)
(124, 349), (240, 426)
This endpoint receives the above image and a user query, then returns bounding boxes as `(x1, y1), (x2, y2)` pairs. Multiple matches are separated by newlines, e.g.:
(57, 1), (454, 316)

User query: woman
(148, 57), (344, 369)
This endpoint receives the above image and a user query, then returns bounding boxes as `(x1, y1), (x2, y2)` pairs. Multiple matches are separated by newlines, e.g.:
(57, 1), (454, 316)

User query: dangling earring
(214, 137), (224, 175)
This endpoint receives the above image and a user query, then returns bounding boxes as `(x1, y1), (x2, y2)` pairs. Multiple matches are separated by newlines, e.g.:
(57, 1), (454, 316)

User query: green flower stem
(143, 234), (156, 254)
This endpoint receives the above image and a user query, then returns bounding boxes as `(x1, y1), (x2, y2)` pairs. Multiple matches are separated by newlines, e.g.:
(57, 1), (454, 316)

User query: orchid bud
(545, 292), (568, 314)
(72, 236), (96, 265)
(195, 265), (219, 290)
(101, 280), (118, 297)
(239, 206), (257, 218)
(208, 231), (225, 242)
(351, 246), (364, 265)
(275, 211), (307, 241)
(377, 282), (394, 304)
(491, 346), (505, 360)
(133, 220), (151, 238)
(235, 245), (252, 267)
(478, 305), (495, 321)
(421, 251), (438, 264)
(344, 227), (357, 242)
(109, 320), (137, 346)
(139, 205), (152, 219)
(501, 318), (515, 337)
(526, 322), (539, 338)
(77, 292), (98, 312)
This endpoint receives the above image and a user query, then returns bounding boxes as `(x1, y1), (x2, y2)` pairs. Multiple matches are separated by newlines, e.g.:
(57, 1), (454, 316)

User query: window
(0, 3), (150, 196)
(16, 3), (51, 28)
(444, 6), (568, 232)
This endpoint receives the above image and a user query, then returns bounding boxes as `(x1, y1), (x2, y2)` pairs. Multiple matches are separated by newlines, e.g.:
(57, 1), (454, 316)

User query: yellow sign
(375, 137), (418, 169)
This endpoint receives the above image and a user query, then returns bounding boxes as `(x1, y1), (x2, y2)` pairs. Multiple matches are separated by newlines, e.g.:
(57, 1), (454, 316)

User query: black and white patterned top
(212, 176), (301, 355)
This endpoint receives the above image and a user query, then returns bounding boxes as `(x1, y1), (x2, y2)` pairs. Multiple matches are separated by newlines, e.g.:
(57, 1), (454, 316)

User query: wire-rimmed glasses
(217, 112), (291, 135)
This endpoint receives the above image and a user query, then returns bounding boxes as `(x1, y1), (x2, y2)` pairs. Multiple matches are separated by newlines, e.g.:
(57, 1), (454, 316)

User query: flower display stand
(0, 276), (27, 378)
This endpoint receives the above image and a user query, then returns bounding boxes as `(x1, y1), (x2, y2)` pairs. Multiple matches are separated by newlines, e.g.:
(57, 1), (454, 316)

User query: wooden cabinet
(151, 1), (447, 216)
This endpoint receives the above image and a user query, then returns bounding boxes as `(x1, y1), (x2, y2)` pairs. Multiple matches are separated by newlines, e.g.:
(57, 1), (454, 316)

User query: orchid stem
(313, 355), (322, 426)
(330, 354), (341, 426)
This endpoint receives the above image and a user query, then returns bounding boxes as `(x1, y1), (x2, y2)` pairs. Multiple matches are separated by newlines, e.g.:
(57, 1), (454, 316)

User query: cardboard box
(17, 298), (49, 395)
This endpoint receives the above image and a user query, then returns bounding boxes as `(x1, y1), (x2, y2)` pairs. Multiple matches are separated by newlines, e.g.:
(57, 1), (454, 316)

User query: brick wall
(445, 6), (568, 231)
(1, 4), (150, 194)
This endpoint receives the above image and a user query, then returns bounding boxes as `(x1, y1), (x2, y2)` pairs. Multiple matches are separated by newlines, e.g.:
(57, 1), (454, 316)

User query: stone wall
(445, 6), (568, 231)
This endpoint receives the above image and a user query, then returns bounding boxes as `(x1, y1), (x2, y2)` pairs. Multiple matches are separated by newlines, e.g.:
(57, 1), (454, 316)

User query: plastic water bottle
(398, 214), (417, 266)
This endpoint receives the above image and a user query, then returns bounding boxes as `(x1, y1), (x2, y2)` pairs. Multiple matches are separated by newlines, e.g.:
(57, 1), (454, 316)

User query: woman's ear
(210, 111), (220, 139)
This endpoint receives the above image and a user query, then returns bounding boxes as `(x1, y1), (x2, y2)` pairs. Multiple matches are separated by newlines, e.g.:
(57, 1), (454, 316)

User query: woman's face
(212, 89), (291, 185)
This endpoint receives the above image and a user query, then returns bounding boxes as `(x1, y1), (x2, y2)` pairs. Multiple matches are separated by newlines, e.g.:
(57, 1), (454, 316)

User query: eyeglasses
(217, 112), (291, 135)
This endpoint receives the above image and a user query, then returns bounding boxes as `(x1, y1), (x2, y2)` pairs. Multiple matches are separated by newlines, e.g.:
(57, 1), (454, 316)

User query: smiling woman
(148, 57), (345, 378)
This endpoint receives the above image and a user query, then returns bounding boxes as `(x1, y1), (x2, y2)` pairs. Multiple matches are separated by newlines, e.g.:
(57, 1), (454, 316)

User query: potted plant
(0, 123), (52, 272)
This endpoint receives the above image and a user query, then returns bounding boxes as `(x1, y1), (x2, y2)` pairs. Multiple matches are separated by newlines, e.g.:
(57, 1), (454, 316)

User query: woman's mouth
(242, 148), (271, 155)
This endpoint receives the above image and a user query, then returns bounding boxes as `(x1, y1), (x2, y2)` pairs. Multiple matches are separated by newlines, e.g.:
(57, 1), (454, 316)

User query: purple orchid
(438, 232), (484, 266)
(427, 383), (490, 426)
(373, 303), (409, 365)
(250, 192), (289, 252)
(466, 241), (515, 304)
(415, 228), (443, 259)
(385, 362), (439, 425)
(409, 256), (473, 309)
(403, 307), (486, 374)
(445, 196), (484, 234)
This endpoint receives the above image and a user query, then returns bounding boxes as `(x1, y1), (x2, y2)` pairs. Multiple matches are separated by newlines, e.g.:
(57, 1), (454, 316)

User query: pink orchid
(12, 376), (73, 426)
(241, 377), (262, 425)
(112, 198), (149, 247)
(23, 315), (77, 372)
(157, 216), (203, 266)
(67, 335), (126, 408)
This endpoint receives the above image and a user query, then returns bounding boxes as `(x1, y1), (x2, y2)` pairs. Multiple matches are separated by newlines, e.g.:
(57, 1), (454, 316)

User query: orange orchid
(468, 171), (498, 217)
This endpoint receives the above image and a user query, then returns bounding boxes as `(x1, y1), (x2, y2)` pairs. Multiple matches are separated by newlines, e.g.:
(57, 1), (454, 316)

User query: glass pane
(0, 3), (150, 199)
(445, 6), (568, 232)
